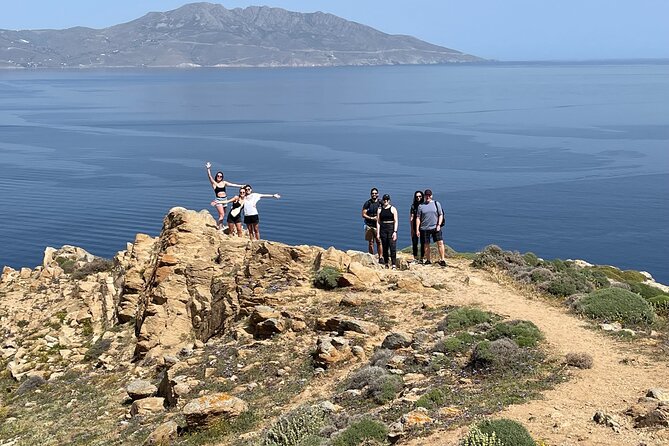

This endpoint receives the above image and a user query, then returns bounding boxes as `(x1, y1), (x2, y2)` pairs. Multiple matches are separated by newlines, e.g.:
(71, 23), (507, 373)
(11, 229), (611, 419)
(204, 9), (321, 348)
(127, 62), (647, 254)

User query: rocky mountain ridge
(0, 2), (482, 69)
(1, 207), (667, 445)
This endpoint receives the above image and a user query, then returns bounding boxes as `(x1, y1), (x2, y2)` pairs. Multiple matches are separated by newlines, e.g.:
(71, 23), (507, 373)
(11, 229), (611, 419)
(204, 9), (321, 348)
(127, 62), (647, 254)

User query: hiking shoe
(391, 265), (397, 270)
(424, 260), (431, 265)
(438, 259), (447, 267)
(378, 257), (385, 264)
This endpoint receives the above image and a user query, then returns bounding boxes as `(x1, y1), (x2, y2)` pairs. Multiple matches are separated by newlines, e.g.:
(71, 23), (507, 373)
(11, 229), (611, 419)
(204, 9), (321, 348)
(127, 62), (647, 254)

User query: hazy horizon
(2, 1), (668, 61)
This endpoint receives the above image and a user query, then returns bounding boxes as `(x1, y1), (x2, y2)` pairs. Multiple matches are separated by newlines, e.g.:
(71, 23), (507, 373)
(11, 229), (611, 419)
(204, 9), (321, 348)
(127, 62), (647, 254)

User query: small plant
(438, 307), (492, 332)
(647, 295), (669, 314)
(71, 258), (114, 280)
(17, 320), (29, 328)
(522, 252), (540, 267)
(55, 256), (76, 274)
(262, 405), (328, 446)
(471, 245), (526, 270)
(332, 419), (388, 446)
(433, 332), (477, 354)
(80, 320), (94, 337)
(574, 288), (655, 326)
(470, 338), (529, 372)
(487, 320), (543, 347)
(314, 267), (342, 290)
(415, 387), (450, 410)
(627, 282), (666, 299)
(565, 352), (593, 369)
(84, 338), (112, 362)
(368, 374), (403, 404)
(459, 425), (503, 446)
(476, 419), (536, 446)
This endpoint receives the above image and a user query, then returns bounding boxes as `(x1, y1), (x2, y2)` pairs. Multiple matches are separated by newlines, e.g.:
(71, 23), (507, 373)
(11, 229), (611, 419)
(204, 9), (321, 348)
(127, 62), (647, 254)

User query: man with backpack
(415, 189), (447, 267)
(361, 187), (383, 263)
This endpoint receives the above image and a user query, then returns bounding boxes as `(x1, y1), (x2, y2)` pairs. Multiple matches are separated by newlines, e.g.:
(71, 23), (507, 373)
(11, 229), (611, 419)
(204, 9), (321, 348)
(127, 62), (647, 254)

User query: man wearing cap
(415, 189), (447, 267)
(361, 187), (383, 263)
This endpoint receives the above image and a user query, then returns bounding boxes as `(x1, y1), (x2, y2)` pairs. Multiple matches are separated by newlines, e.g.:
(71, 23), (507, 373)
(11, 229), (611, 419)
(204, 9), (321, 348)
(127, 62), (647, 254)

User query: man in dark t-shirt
(361, 187), (383, 262)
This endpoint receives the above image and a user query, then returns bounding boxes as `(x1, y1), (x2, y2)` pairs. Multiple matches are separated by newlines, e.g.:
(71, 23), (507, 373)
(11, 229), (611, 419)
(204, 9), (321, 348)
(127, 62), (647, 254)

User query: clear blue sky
(2, 1), (668, 61)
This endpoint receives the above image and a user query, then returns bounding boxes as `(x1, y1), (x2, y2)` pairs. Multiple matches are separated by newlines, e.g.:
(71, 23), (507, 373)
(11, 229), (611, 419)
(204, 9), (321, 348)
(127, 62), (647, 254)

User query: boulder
(182, 393), (248, 428)
(647, 388), (669, 402)
(401, 408), (433, 427)
(315, 316), (379, 335)
(314, 335), (352, 368)
(131, 397), (166, 417)
(382, 332), (413, 350)
(144, 420), (179, 445)
(249, 306), (285, 338)
(127, 379), (158, 400)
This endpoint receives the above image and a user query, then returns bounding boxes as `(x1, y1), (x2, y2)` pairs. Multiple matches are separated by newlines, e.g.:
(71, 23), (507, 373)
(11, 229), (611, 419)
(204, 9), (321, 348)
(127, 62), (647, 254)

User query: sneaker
(424, 260), (431, 265)
(378, 257), (385, 264)
(438, 259), (447, 267)
(391, 265), (397, 270)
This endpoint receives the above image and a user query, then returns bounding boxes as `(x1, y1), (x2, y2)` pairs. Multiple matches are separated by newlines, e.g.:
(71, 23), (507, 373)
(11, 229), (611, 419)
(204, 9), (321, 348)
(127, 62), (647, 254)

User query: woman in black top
(225, 187), (247, 237)
(376, 194), (399, 269)
(409, 190), (424, 263)
(206, 161), (244, 229)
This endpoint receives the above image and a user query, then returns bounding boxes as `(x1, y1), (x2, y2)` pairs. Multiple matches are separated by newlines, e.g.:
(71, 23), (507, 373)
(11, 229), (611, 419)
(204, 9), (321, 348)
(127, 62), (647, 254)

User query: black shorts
(227, 214), (242, 224)
(420, 228), (443, 243)
(244, 214), (259, 224)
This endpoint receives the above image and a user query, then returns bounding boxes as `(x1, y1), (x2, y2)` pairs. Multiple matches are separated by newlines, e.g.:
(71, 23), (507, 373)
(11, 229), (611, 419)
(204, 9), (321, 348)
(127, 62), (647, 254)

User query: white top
(243, 193), (261, 216)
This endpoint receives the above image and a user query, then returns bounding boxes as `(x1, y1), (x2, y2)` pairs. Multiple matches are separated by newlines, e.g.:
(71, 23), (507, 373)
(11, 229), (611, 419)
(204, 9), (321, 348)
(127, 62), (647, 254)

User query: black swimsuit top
(214, 183), (226, 196)
(379, 206), (394, 224)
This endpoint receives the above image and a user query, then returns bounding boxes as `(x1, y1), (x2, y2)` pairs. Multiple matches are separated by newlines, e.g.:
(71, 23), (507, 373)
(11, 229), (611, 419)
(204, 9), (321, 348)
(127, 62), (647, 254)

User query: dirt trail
(398, 258), (668, 446)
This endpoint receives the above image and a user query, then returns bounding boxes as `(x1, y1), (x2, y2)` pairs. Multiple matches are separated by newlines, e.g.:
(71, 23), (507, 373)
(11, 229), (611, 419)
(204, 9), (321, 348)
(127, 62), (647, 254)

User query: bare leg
(376, 239), (382, 258)
(227, 222), (235, 235)
(215, 204), (226, 228)
(367, 240), (374, 254)
(437, 240), (446, 261)
(235, 222), (243, 237)
(247, 223), (256, 241)
(424, 243), (431, 262)
(254, 224), (260, 240)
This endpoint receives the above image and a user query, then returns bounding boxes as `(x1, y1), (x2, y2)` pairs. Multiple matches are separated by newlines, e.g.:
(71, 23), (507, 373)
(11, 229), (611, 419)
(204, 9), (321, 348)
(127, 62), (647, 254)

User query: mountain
(0, 2), (482, 69)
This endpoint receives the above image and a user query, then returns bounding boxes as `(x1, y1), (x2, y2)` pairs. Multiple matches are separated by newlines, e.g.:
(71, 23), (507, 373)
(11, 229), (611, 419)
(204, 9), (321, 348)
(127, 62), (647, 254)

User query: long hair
(412, 190), (424, 208)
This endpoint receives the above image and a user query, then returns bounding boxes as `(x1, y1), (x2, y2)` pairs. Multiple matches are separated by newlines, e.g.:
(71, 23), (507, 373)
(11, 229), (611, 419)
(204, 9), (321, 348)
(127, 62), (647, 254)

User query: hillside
(0, 207), (667, 445)
(0, 2), (482, 69)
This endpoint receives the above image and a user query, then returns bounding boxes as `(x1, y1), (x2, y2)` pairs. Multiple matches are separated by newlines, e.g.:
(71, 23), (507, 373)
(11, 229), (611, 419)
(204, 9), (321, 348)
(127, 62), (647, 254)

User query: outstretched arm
(211, 196), (238, 206)
(257, 193), (281, 199)
(205, 162), (216, 186)
(225, 181), (245, 188)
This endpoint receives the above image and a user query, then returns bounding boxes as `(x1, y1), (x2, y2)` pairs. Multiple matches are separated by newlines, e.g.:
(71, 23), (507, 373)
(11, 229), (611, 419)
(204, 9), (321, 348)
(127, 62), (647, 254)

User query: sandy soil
(396, 258), (669, 446)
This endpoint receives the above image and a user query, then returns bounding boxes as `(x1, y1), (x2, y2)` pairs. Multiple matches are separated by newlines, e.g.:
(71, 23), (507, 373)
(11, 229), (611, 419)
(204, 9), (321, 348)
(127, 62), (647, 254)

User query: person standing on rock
(409, 190), (424, 263)
(376, 194), (399, 269)
(243, 184), (281, 241)
(225, 187), (247, 237)
(415, 189), (447, 267)
(206, 162), (245, 229)
(362, 187), (383, 263)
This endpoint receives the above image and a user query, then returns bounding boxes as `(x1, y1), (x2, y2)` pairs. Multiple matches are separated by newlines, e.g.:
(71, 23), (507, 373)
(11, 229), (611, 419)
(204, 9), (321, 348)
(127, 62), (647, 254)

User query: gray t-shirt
(417, 201), (443, 230)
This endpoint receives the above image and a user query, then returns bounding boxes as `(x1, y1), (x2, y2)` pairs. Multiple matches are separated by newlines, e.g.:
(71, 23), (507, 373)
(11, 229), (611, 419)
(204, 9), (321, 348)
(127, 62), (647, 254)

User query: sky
(2, 1), (668, 61)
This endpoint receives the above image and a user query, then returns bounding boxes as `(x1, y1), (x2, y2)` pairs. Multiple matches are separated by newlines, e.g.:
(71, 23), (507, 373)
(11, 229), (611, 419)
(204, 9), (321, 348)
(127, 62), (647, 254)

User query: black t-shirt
(362, 198), (381, 227)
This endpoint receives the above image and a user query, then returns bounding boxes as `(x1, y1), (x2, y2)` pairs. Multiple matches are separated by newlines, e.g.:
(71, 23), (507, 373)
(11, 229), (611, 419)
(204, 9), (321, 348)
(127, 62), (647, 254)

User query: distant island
(0, 2), (483, 69)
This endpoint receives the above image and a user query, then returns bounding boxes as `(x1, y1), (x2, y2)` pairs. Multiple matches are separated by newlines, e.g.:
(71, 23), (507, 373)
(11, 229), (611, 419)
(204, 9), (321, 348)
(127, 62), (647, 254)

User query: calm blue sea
(1, 64), (668, 282)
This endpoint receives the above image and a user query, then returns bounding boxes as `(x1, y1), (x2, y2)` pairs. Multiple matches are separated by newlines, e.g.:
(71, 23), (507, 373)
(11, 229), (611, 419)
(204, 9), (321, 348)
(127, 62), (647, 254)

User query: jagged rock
(314, 335), (352, 368)
(315, 316), (379, 335)
(182, 393), (248, 427)
(249, 306), (286, 337)
(593, 411), (621, 432)
(126, 379), (158, 400)
(647, 388), (669, 402)
(402, 408), (433, 427)
(157, 362), (191, 407)
(144, 420), (179, 445)
(131, 397), (166, 417)
(339, 294), (363, 307)
(315, 247), (350, 271)
(382, 332), (413, 350)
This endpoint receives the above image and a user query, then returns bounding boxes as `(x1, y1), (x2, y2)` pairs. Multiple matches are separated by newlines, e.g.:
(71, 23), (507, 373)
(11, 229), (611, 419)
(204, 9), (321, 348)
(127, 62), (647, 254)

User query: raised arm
(225, 181), (245, 188)
(205, 162), (216, 186)
(257, 193), (281, 199)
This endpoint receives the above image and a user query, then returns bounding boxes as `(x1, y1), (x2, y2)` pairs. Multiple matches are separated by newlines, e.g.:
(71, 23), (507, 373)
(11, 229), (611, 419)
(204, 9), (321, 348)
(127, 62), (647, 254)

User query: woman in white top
(243, 184), (281, 241)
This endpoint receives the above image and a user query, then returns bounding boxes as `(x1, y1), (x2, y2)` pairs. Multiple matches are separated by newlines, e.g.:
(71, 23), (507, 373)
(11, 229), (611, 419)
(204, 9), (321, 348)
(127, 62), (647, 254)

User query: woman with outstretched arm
(206, 161), (245, 229)
(242, 184), (281, 241)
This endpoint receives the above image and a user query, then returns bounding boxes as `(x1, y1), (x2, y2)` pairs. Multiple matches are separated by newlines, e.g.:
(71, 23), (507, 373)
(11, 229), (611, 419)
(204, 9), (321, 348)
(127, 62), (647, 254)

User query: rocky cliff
(0, 2), (482, 69)
(1, 207), (667, 445)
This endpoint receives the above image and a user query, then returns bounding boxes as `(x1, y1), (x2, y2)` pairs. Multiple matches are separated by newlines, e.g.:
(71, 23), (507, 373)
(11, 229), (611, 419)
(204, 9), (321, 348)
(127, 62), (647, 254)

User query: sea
(1, 63), (668, 282)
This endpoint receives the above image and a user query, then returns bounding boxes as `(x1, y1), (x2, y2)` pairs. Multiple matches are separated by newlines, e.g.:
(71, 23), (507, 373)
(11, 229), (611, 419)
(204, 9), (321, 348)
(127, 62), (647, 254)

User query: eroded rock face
(182, 393), (248, 427)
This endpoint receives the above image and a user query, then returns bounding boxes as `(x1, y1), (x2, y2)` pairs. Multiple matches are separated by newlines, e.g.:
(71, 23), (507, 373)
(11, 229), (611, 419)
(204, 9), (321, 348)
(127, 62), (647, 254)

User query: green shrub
(313, 267), (342, 290)
(522, 252), (540, 267)
(470, 338), (524, 372)
(542, 270), (593, 297)
(332, 419), (388, 446)
(368, 374), (403, 404)
(647, 295), (669, 314)
(590, 266), (647, 283)
(628, 282), (666, 299)
(471, 245), (526, 270)
(84, 338), (112, 362)
(438, 307), (492, 332)
(476, 419), (536, 446)
(55, 256), (76, 274)
(262, 405), (328, 446)
(415, 387), (450, 410)
(433, 332), (477, 354)
(488, 320), (543, 347)
(459, 426), (503, 446)
(529, 267), (553, 283)
(574, 288), (655, 326)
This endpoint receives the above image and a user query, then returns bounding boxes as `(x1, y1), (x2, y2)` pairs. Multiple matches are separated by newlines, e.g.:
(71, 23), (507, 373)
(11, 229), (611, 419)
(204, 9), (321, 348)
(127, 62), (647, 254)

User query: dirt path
(399, 258), (669, 446)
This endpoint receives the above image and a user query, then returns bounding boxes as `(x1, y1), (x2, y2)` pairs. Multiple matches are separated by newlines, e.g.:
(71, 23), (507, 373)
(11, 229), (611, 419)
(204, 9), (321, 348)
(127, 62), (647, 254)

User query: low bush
(347, 366), (403, 404)
(84, 338), (112, 362)
(522, 252), (540, 267)
(438, 307), (493, 332)
(332, 419), (388, 446)
(476, 419), (536, 446)
(415, 387), (450, 410)
(542, 270), (593, 297)
(470, 338), (523, 371)
(647, 295), (669, 315)
(574, 288), (655, 326)
(71, 258), (114, 280)
(565, 352), (593, 369)
(313, 267), (342, 290)
(590, 265), (647, 283)
(55, 256), (76, 274)
(471, 245), (526, 270)
(628, 282), (666, 299)
(433, 332), (477, 354)
(487, 320), (543, 347)
(262, 405), (328, 446)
